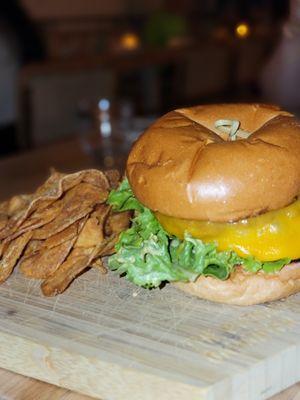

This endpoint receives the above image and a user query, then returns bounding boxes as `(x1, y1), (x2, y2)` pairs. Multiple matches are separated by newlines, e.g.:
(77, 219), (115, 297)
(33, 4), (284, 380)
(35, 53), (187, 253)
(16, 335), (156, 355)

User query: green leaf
(107, 178), (143, 212)
(262, 258), (291, 273)
(241, 257), (263, 273)
(107, 179), (291, 288)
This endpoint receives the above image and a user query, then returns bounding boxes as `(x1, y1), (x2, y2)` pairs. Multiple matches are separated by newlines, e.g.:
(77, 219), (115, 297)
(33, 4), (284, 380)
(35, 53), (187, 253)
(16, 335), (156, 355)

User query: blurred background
(0, 0), (299, 166)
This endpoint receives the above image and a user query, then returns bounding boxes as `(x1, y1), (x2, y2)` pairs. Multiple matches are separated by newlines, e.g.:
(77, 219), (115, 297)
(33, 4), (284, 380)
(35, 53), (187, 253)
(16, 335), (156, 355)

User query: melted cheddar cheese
(155, 200), (300, 261)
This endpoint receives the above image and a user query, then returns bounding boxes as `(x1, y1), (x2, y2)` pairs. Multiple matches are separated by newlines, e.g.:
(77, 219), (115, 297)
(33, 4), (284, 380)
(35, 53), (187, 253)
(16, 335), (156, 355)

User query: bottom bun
(173, 262), (300, 306)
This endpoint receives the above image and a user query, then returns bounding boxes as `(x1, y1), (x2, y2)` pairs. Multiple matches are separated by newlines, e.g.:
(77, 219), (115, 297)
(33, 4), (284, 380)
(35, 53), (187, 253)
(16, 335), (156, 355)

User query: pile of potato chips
(0, 169), (130, 296)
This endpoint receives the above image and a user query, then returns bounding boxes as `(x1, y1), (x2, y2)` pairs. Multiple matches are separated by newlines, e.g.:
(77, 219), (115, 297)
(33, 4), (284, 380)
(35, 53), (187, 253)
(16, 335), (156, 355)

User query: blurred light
(98, 98), (111, 138)
(100, 121), (111, 137)
(235, 22), (250, 39)
(120, 32), (140, 51)
(98, 98), (110, 111)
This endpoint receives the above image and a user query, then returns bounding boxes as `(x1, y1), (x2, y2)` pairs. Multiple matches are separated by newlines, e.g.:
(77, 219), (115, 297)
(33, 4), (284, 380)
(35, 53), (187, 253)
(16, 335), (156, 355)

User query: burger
(107, 104), (300, 305)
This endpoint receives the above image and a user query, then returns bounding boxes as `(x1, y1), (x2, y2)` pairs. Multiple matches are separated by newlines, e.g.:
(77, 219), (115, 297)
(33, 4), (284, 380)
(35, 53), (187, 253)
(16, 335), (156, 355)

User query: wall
(22, 0), (124, 19)
(21, 0), (163, 19)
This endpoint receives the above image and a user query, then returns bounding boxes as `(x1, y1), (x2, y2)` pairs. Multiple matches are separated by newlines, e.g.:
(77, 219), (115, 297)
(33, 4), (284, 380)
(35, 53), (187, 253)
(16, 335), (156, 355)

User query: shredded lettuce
(107, 179), (290, 288)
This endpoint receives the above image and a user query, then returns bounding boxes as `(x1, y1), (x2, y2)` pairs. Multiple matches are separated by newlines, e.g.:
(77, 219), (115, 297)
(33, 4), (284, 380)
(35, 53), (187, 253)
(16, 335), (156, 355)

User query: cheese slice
(156, 199), (300, 261)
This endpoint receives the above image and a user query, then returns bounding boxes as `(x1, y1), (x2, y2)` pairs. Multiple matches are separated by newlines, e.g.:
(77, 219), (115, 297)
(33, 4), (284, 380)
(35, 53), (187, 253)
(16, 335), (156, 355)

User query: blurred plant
(143, 11), (188, 48)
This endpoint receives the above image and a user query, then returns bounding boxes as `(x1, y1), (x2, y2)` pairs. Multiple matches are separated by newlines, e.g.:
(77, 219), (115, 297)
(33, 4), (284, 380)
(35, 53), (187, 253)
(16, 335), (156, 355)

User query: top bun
(127, 104), (300, 222)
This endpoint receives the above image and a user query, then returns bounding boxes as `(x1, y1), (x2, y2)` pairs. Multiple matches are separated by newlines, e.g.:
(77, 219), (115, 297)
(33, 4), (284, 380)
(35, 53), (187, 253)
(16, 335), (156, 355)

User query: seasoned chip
(19, 237), (77, 279)
(41, 247), (96, 296)
(34, 169), (108, 197)
(0, 200), (9, 215)
(0, 241), (6, 258)
(82, 170), (110, 190)
(74, 218), (103, 248)
(92, 203), (111, 226)
(0, 231), (32, 283)
(34, 170), (65, 196)
(0, 194), (31, 216)
(0, 168), (129, 295)
(0, 195), (32, 236)
(19, 218), (87, 279)
(7, 195), (32, 216)
(91, 258), (107, 274)
(74, 205), (110, 248)
(23, 239), (43, 257)
(44, 218), (86, 249)
(0, 169), (110, 241)
(0, 215), (8, 232)
(105, 210), (131, 236)
(32, 183), (105, 240)
(7, 198), (65, 240)
(3, 182), (96, 242)
(104, 170), (121, 189)
(41, 234), (117, 296)
(93, 234), (119, 258)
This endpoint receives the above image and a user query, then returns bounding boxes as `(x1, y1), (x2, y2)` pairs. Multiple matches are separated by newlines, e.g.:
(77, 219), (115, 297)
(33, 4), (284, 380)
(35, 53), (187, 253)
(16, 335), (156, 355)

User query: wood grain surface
(0, 138), (299, 400)
(0, 367), (299, 400)
(0, 368), (93, 400)
(1, 267), (300, 400)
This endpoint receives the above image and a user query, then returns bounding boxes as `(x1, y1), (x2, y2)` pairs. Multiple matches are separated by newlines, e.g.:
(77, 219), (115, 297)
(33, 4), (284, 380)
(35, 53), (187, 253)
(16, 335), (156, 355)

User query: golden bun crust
(173, 262), (300, 306)
(127, 103), (300, 222)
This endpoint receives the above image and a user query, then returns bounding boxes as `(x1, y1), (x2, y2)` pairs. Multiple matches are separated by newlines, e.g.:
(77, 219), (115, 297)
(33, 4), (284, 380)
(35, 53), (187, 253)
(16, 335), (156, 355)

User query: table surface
(0, 136), (299, 400)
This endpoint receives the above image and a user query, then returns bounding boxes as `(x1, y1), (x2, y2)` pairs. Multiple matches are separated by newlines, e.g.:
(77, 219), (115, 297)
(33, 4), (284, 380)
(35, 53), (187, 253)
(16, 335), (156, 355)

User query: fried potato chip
(0, 215), (8, 233)
(6, 198), (65, 241)
(0, 201), (9, 215)
(100, 169), (120, 189)
(3, 181), (96, 242)
(0, 231), (32, 283)
(41, 247), (96, 296)
(104, 210), (131, 236)
(91, 258), (107, 274)
(0, 168), (131, 295)
(0, 169), (110, 241)
(74, 218), (103, 248)
(19, 237), (77, 279)
(44, 217), (86, 249)
(0, 201), (10, 234)
(6, 195), (32, 216)
(0, 241), (6, 258)
(92, 203), (111, 224)
(0, 202), (55, 241)
(32, 183), (105, 240)
(93, 234), (119, 258)
(33, 169), (109, 199)
(0, 195), (31, 216)
(41, 233), (118, 296)
(74, 204), (110, 248)
(82, 170), (111, 191)
(23, 239), (43, 257)
(0, 195), (32, 235)
(19, 218), (87, 279)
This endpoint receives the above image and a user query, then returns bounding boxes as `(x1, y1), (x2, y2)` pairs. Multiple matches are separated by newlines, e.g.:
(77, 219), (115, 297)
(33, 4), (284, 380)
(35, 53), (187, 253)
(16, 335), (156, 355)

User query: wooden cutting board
(0, 268), (300, 400)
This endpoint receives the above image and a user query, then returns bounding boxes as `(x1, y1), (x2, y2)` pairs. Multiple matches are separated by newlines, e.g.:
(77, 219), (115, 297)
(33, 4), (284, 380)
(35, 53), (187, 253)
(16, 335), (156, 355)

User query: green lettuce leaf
(108, 179), (143, 212)
(107, 179), (290, 288)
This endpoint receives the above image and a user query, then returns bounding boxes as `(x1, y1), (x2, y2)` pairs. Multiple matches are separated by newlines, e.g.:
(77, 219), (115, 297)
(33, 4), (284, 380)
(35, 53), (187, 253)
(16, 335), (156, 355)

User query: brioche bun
(126, 103), (300, 305)
(174, 262), (300, 306)
(127, 103), (300, 222)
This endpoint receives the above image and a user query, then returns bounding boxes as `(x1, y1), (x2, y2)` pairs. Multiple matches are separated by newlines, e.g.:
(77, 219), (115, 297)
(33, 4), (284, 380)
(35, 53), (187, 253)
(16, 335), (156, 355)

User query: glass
(78, 97), (156, 172)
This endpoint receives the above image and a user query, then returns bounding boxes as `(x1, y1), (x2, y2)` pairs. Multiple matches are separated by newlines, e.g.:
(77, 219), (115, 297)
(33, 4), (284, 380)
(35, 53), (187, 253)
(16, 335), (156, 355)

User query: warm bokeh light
(120, 32), (140, 51)
(235, 22), (250, 38)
